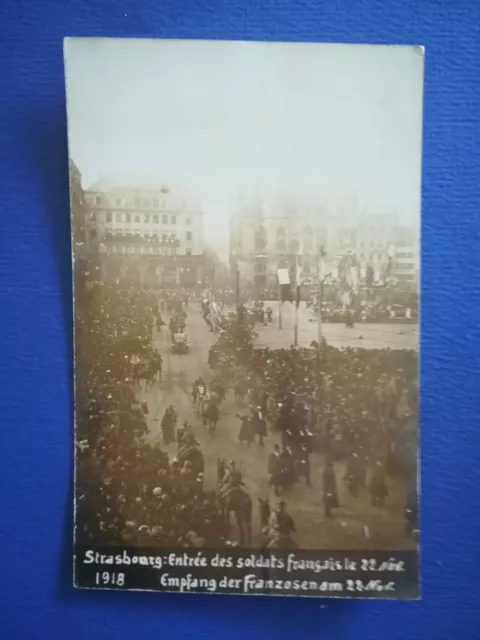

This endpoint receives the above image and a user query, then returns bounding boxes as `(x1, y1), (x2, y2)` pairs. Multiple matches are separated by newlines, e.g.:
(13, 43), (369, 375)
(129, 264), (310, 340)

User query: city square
(69, 39), (420, 569)
(127, 300), (417, 550)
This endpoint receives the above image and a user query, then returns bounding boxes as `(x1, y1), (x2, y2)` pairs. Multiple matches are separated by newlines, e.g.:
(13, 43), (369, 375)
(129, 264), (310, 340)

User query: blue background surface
(1, 0), (479, 637)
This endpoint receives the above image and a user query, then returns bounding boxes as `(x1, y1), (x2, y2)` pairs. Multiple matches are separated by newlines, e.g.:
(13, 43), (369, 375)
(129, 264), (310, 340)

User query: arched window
(276, 225), (286, 237)
(276, 238), (286, 253)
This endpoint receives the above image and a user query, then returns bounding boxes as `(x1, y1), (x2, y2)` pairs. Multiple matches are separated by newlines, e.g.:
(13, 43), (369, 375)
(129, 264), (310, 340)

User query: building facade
(391, 226), (419, 283)
(230, 196), (331, 289)
(325, 214), (419, 284)
(83, 178), (205, 287)
(230, 202), (419, 288)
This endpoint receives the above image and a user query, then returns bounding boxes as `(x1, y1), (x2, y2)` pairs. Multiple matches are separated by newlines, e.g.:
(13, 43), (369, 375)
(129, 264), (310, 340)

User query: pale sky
(65, 38), (424, 256)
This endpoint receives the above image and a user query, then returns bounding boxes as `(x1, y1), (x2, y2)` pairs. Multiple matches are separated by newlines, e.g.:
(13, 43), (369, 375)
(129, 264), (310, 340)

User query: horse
(134, 359), (157, 390)
(218, 482), (252, 546)
(203, 401), (220, 436)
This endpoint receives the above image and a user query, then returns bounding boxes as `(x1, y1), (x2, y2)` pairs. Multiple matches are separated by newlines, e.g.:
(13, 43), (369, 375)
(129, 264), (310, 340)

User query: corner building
(84, 177), (205, 287)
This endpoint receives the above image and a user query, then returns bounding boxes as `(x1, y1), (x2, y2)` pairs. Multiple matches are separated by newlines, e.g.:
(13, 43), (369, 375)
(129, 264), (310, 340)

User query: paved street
(256, 301), (419, 351)
(137, 304), (414, 550)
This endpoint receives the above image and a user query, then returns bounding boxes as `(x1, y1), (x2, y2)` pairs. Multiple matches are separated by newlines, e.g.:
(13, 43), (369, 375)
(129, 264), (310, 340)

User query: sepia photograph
(66, 38), (422, 593)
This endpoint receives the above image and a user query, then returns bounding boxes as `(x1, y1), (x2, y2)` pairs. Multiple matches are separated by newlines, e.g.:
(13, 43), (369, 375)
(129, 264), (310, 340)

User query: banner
(277, 268), (289, 286)
(277, 268), (292, 302)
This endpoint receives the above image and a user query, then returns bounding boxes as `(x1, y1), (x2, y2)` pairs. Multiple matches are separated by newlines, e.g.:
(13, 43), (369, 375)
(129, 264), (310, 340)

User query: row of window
(104, 245), (193, 256)
(103, 230), (192, 242)
(90, 212), (191, 225)
(94, 196), (187, 209)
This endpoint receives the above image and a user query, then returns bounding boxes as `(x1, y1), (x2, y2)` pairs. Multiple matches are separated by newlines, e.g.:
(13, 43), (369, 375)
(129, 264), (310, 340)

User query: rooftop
(86, 174), (202, 208)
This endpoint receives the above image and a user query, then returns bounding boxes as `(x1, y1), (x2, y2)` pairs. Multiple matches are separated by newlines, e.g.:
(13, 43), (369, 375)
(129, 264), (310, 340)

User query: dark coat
(323, 467), (339, 508)
(268, 452), (281, 474)
(252, 410), (267, 436)
(238, 417), (254, 443)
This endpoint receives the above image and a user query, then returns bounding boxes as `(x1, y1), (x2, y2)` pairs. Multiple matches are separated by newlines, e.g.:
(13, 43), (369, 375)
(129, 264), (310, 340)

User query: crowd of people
(209, 312), (419, 534)
(313, 299), (417, 323)
(75, 281), (232, 547)
(75, 275), (418, 549)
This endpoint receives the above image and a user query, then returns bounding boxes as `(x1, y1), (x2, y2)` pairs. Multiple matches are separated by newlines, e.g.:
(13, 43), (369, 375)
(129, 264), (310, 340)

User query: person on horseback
(229, 468), (243, 487)
(192, 377), (207, 414)
(221, 460), (238, 485)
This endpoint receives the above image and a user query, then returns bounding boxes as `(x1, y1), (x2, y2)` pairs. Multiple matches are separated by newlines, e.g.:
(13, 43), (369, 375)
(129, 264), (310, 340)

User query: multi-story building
(230, 194), (331, 289)
(392, 226), (420, 283)
(230, 202), (419, 287)
(83, 177), (205, 287)
(344, 216), (419, 284)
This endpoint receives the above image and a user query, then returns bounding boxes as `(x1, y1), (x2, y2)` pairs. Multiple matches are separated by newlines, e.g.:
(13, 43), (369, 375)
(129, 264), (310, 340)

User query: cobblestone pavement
(137, 304), (415, 550)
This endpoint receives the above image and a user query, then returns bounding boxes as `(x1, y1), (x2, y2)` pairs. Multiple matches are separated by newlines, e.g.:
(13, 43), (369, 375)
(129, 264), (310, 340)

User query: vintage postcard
(66, 38), (422, 598)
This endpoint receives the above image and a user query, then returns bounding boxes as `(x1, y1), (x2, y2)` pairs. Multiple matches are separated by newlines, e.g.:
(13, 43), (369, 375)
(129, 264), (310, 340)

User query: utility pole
(294, 254), (300, 347)
(278, 283), (283, 329)
(318, 246), (326, 346)
(236, 268), (241, 325)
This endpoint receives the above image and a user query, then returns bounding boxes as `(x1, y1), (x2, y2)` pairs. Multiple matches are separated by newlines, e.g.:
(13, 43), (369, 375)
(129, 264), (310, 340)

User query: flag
(277, 268), (289, 285)
(277, 268), (292, 302)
